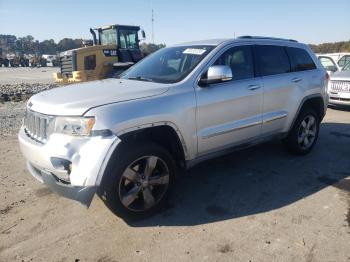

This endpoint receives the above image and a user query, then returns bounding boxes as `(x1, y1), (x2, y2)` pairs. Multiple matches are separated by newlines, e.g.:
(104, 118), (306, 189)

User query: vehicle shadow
(128, 122), (350, 227)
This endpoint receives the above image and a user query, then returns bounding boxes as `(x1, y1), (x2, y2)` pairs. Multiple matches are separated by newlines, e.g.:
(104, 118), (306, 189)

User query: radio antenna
(151, 3), (154, 43)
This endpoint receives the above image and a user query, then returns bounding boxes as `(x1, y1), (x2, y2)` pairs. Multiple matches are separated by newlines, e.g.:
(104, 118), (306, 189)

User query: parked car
(317, 55), (341, 74)
(18, 36), (328, 219)
(42, 54), (59, 67)
(328, 61), (350, 106)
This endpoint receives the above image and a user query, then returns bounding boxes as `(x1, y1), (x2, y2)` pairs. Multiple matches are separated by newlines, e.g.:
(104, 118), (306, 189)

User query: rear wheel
(99, 142), (175, 219)
(284, 108), (320, 155)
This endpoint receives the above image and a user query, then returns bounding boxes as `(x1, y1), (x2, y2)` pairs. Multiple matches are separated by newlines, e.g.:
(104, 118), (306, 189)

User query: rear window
(256, 45), (290, 76)
(287, 47), (316, 71)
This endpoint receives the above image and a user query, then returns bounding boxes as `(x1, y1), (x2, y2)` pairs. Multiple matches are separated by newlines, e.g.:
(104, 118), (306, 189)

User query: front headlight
(49, 117), (95, 136)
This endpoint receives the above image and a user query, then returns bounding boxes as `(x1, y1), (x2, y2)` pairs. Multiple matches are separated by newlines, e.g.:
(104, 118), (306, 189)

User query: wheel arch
(118, 123), (188, 165)
(96, 123), (188, 187)
(290, 94), (325, 130)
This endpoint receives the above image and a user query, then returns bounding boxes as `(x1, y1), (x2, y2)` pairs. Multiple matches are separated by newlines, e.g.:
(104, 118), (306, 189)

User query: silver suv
(18, 36), (329, 219)
(328, 61), (350, 106)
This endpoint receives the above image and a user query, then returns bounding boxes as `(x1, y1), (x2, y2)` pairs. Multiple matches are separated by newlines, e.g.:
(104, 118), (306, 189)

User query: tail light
(325, 72), (330, 92)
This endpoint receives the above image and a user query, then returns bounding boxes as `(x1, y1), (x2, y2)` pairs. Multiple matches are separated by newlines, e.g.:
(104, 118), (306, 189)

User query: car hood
(28, 79), (171, 116)
(330, 70), (350, 81)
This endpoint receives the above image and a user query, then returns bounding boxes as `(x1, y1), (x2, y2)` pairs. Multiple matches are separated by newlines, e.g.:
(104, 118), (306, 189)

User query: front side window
(338, 55), (350, 67)
(121, 45), (214, 83)
(342, 61), (350, 71)
(213, 46), (254, 80)
(287, 47), (316, 71)
(100, 29), (117, 45)
(256, 45), (290, 76)
(118, 30), (138, 49)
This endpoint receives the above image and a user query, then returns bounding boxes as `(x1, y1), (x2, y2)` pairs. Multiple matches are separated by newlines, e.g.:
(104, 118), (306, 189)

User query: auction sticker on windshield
(183, 48), (207, 55)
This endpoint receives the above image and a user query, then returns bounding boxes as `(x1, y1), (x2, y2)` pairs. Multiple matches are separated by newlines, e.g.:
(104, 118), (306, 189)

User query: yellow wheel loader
(54, 24), (145, 84)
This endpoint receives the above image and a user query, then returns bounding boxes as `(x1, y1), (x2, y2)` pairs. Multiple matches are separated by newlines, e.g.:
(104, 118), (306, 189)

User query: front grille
(60, 55), (73, 77)
(24, 109), (52, 144)
(330, 80), (350, 93)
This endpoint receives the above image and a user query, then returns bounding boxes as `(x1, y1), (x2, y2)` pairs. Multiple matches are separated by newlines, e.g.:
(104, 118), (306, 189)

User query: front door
(195, 45), (263, 156)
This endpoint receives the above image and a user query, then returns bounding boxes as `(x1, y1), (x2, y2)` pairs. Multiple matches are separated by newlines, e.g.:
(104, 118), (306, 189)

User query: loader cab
(98, 25), (140, 48)
(54, 24), (145, 84)
(97, 25), (144, 63)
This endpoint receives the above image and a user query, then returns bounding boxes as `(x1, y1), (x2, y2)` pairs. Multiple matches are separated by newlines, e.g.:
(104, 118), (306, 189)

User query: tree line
(0, 34), (166, 56)
(1, 34), (349, 56)
(309, 40), (350, 53)
(0, 35), (83, 55)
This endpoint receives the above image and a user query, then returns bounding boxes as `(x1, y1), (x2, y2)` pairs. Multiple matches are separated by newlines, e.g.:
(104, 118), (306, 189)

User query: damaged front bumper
(18, 127), (120, 206)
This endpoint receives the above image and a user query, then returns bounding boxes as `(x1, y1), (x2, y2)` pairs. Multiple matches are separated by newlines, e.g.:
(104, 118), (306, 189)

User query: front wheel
(99, 142), (175, 220)
(284, 108), (320, 155)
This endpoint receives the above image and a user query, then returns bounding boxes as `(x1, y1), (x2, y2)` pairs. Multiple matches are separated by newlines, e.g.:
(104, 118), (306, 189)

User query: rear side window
(287, 47), (316, 71)
(213, 45), (254, 80)
(256, 45), (290, 76)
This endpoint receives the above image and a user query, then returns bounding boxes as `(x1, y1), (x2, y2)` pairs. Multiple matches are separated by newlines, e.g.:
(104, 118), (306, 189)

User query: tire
(99, 142), (176, 220)
(284, 108), (320, 155)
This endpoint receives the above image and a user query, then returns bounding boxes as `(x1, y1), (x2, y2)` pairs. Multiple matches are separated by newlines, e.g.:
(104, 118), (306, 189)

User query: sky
(0, 0), (349, 45)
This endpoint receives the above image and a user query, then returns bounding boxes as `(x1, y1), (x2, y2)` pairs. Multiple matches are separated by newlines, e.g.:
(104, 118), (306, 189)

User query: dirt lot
(0, 74), (349, 261)
(0, 67), (58, 84)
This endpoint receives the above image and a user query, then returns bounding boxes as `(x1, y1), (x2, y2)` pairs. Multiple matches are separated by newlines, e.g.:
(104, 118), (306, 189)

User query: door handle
(247, 84), (261, 90)
(291, 77), (302, 83)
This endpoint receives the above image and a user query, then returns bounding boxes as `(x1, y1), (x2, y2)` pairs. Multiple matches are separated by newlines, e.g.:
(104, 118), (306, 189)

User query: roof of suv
(176, 36), (301, 47)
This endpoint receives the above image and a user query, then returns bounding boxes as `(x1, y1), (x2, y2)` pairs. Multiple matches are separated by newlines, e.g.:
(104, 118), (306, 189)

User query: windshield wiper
(127, 76), (154, 82)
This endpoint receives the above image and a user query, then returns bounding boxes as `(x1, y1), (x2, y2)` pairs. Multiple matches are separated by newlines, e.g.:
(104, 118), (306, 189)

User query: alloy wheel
(118, 155), (170, 212)
(297, 115), (317, 150)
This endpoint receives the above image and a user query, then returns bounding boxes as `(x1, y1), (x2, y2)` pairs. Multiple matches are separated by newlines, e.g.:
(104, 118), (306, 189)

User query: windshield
(121, 45), (214, 83)
(100, 29), (117, 45)
(342, 61), (350, 71)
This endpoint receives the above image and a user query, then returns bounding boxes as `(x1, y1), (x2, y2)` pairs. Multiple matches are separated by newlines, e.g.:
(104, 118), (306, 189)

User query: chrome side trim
(201, 120), (261, 139)
(263, 112), (288, 123)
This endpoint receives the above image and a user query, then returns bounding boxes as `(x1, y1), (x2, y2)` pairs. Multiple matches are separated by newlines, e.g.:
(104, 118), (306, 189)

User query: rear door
(195, 45), (263, 155)
(255, 45), (295, 135)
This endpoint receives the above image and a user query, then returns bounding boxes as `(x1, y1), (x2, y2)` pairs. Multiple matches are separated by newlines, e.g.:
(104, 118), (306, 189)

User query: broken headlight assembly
(48, 117), (95, 137)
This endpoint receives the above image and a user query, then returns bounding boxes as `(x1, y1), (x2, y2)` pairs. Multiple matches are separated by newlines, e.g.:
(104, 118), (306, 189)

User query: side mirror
(199, 65), (232, 86)
(141, 30), (146, 39)
(326, 65), (338, 73)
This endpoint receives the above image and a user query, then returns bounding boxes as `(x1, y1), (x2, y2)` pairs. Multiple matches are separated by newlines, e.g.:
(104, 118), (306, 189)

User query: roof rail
(238, 36), (298, 42)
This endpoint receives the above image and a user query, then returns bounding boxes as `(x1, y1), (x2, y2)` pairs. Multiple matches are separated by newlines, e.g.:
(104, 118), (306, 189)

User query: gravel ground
(0, 103), (349, 261)
(0, 67), (58, 102)
(0, 101), (26, 136)
(0, 67), (349, 261)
